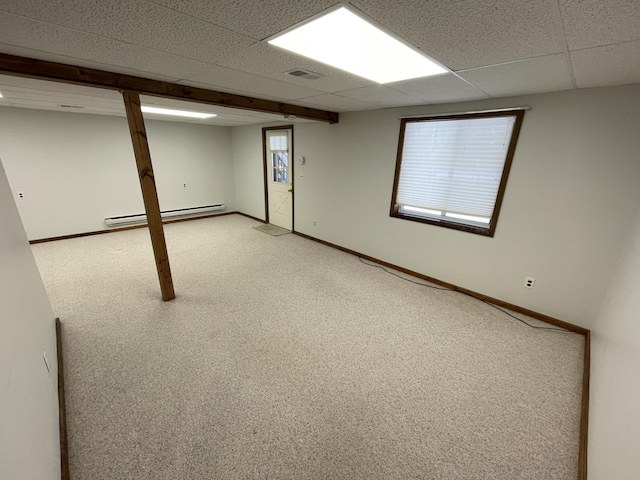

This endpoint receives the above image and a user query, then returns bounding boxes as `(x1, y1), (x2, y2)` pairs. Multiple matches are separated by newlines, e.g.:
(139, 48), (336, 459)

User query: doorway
(263, 126), (293, 231)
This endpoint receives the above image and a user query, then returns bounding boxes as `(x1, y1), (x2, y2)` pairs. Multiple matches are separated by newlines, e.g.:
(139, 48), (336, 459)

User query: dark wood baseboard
(236, 212), (267, 223)
(293, 231), (588, 335)
(56, 318), (70, 480)
(29, 212), (236, 244)
(578, 331), (591, 480)
(292, 230), (590, 480)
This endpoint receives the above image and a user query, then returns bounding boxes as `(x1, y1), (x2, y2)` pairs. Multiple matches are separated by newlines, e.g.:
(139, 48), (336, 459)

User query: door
(265, 129), (293, 230)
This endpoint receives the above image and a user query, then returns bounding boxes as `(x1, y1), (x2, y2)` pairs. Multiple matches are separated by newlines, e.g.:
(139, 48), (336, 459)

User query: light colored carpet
(32, 215), (584, 480)
(252, 223), (291, 236)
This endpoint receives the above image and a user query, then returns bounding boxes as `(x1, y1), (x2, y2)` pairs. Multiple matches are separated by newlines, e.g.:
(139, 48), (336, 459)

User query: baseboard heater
(105, 204), (226, 227)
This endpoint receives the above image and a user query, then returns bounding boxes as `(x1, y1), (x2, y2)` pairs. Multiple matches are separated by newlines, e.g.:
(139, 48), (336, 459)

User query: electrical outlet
(524, 277), (536, 289)
(17, 191), (24, 198)
(313, 220), (317, 226)
(183, 183), (187, 188)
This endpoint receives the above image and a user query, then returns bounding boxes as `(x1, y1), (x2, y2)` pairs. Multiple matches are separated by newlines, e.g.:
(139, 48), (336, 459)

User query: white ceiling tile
(142, 95), (279, 119)
(292, 94), (379, 112)
(176, 81), (290, 103)
(570, 41), (640, 88)
(336, 85), (426, 107)
(0, 89), (124, 109)
(218, 42), (375, 94)
(1, 0), (638, 114)
(140, 94), (314, 126)
(0, 13), (206, 80)
(1, 0), (256, 65)
(459, 55), (573, 97)
(389, 74), (490, 103)
(352, 0), (563, 70)
(0, 44), (182, 83)
(147, 0), (338, 40)
(0, 101), (124, 116)
(560, 0), (640, 50)
(181, 64), (326, 100)
(0, 74), (124, 99)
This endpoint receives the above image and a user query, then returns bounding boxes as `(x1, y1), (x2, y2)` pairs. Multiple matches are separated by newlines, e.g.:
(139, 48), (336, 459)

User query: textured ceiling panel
(181, 64), (326, 100)
(0, 101), (123, 116)
(139, 95), (319, 125)
(0, 78), (314, 126)
(175, 80), (291, 104)
(389, 74), (490, 103)
(0, 13), (205, 79)
(459, 55), (573, 97)
(0, 78), (125, 118)
(353, 0), (563, 71)
(291, 94), (379, 112)
(0, 44), (182, 83)
(336, 85), (427, 107)
(143, 96), (279, 119)
(219, 42), (375, 94)
(0, 89), (124, 109)
(147, 0), (338, 40)
(0, 0), (638, 115)
(571, 41), (640, 88)
(0, 74), (124, 99)
(1, 0), (256, 65)
(560, 0), (640, 50)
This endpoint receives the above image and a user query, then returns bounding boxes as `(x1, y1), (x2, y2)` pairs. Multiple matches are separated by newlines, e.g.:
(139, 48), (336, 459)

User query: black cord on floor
(358, 257), (572, 333)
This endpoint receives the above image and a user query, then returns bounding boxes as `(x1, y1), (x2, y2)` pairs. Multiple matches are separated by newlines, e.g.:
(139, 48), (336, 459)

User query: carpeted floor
(32, 214), (584, 480)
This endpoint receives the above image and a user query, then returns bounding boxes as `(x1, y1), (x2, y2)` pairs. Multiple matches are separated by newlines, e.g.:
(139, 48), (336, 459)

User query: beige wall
(231, 123), (267, 220)
(0, 159), (60, 479)
(0, 108), (236, 240)
(588, 208), (640, 479)
(233, 85), (640, 329)
(231, 121), (293, 221)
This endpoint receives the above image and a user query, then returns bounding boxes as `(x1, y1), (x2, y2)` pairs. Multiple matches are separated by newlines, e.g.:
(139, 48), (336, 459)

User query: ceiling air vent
(286, 69), (323, 80)
(59, 104), (84, 109)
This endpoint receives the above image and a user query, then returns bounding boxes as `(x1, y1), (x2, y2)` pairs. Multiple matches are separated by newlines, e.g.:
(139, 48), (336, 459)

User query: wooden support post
(122, 91), (175, 301)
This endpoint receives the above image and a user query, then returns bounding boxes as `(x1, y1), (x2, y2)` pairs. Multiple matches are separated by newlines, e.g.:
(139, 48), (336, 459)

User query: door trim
(262, 125), (295, 231)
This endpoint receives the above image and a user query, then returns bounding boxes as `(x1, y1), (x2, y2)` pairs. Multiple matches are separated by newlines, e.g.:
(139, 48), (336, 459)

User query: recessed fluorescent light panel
(268, 7), (447, 84)
(141, 106), (216, 119)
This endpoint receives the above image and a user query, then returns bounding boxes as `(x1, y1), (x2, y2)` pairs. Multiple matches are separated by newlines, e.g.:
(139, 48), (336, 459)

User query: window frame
(389, 110), (525, 237)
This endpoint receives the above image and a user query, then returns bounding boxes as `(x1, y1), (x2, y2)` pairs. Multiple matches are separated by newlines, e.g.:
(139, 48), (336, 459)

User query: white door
(266, 129), (293, 230)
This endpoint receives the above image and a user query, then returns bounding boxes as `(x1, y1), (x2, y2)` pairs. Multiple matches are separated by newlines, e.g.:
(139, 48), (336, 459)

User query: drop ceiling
(0, 0), (638, 124)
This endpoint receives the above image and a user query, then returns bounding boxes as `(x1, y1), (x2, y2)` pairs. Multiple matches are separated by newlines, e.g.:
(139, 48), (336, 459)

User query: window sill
(389, 210), (495, 237)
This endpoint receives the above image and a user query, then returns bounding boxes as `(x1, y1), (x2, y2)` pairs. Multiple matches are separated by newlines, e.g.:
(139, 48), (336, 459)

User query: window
(270, 134), (289, 184)
(390, 110), (524, 236)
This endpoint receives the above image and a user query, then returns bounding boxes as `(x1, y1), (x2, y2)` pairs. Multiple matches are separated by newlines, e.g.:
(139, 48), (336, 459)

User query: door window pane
(271, 152), (288, 184)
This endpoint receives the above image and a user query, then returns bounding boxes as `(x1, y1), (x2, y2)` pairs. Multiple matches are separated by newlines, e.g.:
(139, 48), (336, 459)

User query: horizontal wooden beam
(0, 53), (339, 124)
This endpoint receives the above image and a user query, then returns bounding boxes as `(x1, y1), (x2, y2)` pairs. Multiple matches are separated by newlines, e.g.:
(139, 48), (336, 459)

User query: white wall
(233, 85), (640, 329)
(0, 107), (235, 240)
(0, 158), (60, 479)
(588, 208), (640, 479)
(232, 123), (267, 220)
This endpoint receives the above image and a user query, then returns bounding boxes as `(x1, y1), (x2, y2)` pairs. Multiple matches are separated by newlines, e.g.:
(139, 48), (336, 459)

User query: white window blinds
(269, 135), (288, 151)
(396, 115), (516, 218)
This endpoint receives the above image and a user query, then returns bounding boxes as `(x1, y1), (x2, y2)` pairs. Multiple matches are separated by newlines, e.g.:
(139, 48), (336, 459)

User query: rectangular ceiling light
(268, 7), (447, 84)
(141, 106), (216, 119)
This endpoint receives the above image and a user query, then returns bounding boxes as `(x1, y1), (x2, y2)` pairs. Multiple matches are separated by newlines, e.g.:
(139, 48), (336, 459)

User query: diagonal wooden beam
(0, 53), (339, 124)
(122, 91), (175, 301)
